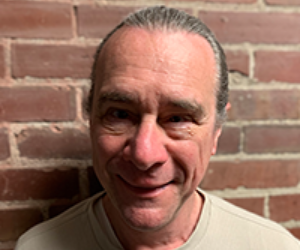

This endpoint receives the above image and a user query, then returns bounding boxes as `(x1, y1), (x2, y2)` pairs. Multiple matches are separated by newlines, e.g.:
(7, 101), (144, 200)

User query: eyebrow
(97, 90), (206, 119)
(168, 99), (206, 119)
(97, 90), (139, 108)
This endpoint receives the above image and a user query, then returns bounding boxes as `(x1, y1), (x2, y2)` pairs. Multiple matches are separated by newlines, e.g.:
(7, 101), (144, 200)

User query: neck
(101, 191), (203, 250)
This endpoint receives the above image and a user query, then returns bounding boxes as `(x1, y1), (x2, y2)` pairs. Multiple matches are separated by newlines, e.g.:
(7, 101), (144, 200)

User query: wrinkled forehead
(94, 27), (217, 93)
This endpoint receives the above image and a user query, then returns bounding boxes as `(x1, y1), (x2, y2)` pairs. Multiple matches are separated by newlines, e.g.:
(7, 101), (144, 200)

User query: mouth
(117, 176), (171, 197)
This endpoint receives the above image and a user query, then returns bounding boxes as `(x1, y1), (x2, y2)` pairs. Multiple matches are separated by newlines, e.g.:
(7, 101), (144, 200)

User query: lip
(117, 176), (170, 198)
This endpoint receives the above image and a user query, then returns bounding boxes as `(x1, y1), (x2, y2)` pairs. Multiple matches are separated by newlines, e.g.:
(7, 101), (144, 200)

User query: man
(16, 6), (300, 250)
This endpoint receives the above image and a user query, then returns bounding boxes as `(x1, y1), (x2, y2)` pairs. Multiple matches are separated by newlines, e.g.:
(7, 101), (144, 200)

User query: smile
(117, 176), (171, 197)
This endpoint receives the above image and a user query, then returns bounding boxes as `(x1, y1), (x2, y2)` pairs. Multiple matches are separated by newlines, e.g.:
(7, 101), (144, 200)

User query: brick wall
(0, 0), (300, 248)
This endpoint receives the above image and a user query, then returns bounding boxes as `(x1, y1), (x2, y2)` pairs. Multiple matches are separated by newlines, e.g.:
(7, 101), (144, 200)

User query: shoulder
(15, 192), (104, 250)
(201, 190), (300, 249)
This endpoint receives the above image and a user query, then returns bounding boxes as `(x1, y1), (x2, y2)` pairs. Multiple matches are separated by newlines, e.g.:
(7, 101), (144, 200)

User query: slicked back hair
(87, 6), (228, 126)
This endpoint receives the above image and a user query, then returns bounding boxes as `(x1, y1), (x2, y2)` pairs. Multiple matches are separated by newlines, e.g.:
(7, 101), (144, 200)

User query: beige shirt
(16, 189), (300, 250)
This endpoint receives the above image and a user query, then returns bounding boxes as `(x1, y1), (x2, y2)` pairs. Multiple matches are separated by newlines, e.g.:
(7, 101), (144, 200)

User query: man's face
(90, 27), (222, 231)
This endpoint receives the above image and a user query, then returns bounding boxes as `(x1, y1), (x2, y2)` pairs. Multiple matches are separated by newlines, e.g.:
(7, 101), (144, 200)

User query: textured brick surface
(198, 0), (255, 2)
(228, 89), (300, 120)
(0, 208), (43, 241)
(82, 86), (90, 120)
(77, 5), (139, 38)
(0, 45), (4, 78)
(161, 0), (255, 2)
(0, 87), (76, 122)
(225, 50), (249, 75)
(244, 125), (300, 153)
(266, 0), (300, 5)
(1, 0), (300, 244)
(255, 51), (300, 83)
(270, 194), (300, 222)
(17, 127), (91, 159)
(289, 228), (300, 240)
(117, 0), (255, 2)
(12, 44), (96, 78)
(217, 126), (240, 154)
(0, 128), (10, 161)
(0, 168), (79, 200)
(201, 160), (300, 190)
(0, 1), (72, 39)
(226, 197), (264, 216)
(199, 12), (300, 44)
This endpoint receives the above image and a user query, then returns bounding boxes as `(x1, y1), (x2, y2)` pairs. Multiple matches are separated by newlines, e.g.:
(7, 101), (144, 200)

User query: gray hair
(87, 5), (228, 126)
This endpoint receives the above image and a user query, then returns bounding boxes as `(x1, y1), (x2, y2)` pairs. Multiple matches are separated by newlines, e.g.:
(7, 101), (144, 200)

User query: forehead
(98, 27), (216, 76)
(94, 27), (217, 106)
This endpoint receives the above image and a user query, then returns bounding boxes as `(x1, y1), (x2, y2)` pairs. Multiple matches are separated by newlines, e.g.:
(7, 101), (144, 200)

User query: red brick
(77, 5), (140, 38)
(201, 160), (300, 190)
(0, 45), (4, 78)
(217, 126), (240, 154)
(17, 127), (91, 159)
(214, 0), (255, 2)
(12, 44), (96, 78)
(0, 1), (72, 39)
(199, 11), (300, 44)
(119, 0), (254, 2)
(226, 197), (264, 216)
(244, 125), (300, 153)
(0, 168), (79, 200)
(225, 50), (249, 75)
(228, 89), (300, 121)
(0, 128), (10, 161)
(0, 208), (43, 241)
(266, 0), (300, 5)
(255, 51), (300, 83)
(82, 86), (89, 120)
(0, 87), (76, 122)
(269, 194), (300, 222)
(195, 0), (255, 2)
(289, 228), (300, 240)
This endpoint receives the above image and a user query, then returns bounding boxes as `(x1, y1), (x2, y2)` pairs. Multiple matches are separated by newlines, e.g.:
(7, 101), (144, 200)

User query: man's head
(88, 5), (229, 239)
(87, 6), (228, 127)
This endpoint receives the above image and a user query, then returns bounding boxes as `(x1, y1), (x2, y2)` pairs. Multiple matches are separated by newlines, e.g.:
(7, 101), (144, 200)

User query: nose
(123, 119), (168, 171)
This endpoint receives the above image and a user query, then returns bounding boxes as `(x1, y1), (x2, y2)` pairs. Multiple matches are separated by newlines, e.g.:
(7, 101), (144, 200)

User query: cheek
(169, 134), (215, 184)
(92, 134), (124, 160)
(169, 141), (204, 179)
(91, 134), (123, 186)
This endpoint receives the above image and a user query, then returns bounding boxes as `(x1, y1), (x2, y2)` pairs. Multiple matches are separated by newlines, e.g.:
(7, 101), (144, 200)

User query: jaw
(102, 189), (202, 249)
(103, 175), (200, 230)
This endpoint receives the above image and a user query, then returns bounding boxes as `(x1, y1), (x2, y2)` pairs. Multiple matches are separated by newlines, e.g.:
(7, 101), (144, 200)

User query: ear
(211, 128), (222, 155)
(211, 102), (231, 155)
(225, 102), (231, 112)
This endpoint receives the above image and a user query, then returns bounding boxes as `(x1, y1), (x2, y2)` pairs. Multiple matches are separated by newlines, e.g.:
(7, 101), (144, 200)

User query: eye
(168, 115), (192, 123)
(111, 109), (130, 119)
(103, 108), (136, 123)
(160, 113), (194, 130)
(97, 108), (137, 134)
(160, 114), (196, 140)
